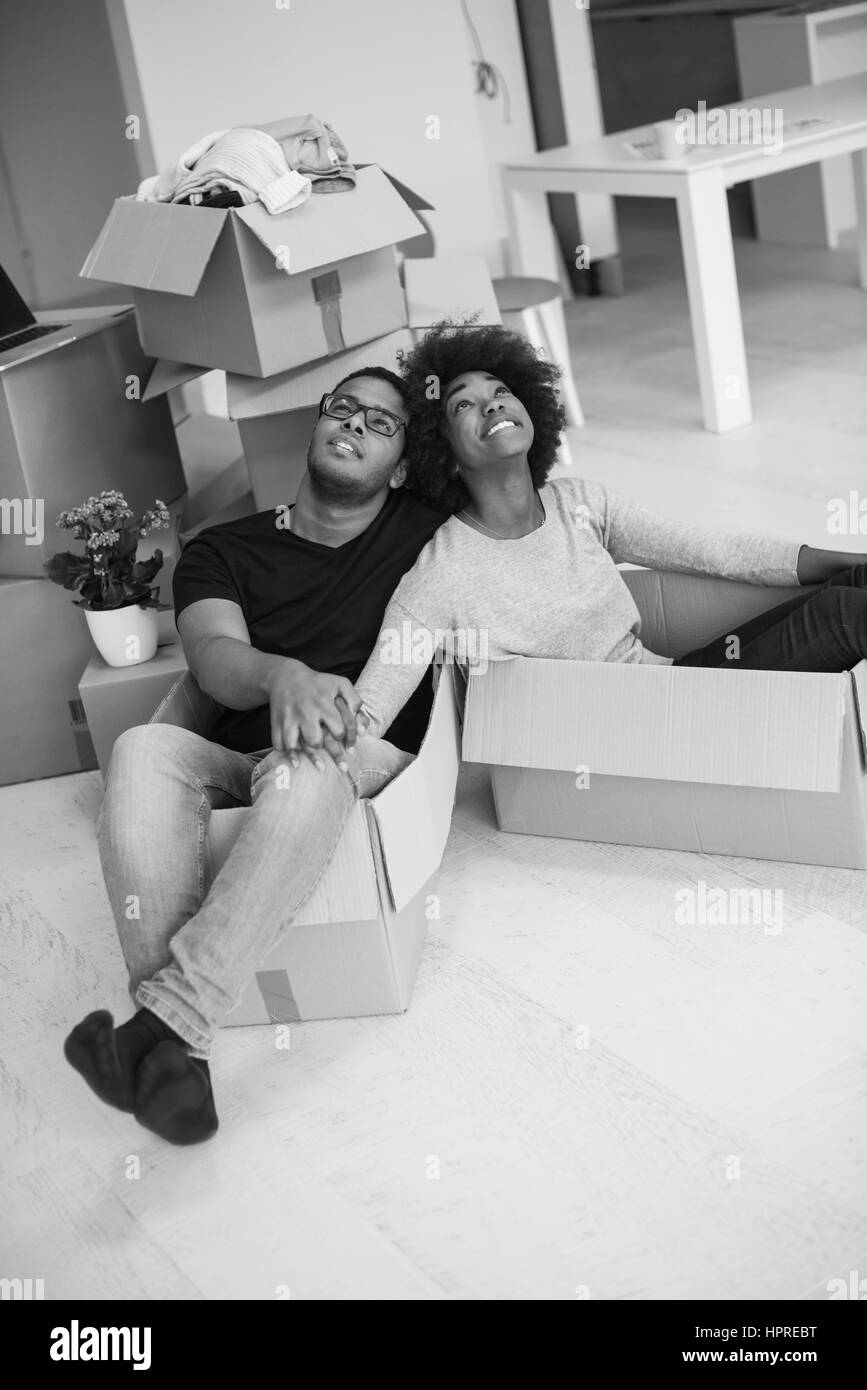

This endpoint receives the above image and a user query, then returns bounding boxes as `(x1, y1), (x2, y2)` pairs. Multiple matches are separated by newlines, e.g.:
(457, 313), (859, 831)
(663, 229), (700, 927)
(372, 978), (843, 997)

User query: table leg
(851, 148), (867, 289)
(675, 170), (752, 434)
(503, 182), (562, 284)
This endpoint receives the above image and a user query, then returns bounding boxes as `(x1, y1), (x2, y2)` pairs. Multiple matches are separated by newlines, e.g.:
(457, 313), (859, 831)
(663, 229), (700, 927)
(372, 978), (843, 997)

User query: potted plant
(45, 490), (171, 668)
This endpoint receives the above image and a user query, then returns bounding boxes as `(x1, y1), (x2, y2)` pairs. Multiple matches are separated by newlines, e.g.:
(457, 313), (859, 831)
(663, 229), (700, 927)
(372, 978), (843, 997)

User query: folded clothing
(173, 127), (311, 212)
(254, 114), (356, 193)
(137, 129), (229, 203)
(138, 127), (311, 213)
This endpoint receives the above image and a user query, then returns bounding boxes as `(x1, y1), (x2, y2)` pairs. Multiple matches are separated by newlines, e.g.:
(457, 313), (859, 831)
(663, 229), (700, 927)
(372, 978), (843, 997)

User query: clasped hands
(264, 658), (368, 774)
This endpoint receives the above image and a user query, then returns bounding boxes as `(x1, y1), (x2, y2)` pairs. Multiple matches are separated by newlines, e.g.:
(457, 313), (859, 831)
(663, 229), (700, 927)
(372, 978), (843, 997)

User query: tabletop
(503, 72), (867, 179)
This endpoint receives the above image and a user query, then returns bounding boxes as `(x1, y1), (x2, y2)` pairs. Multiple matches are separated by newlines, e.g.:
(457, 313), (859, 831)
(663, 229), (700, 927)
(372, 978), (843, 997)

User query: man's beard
(306, 450), (386, 507)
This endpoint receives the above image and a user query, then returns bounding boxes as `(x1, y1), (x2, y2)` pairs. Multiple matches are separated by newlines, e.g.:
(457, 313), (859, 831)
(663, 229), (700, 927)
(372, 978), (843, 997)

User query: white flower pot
(84, 604), (159, 668)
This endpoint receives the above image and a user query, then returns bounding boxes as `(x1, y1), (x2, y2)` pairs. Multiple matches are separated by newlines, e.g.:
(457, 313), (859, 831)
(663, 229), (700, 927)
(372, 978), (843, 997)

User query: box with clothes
(81, 154), (425, 376)
(462, 568), (867, 871)
(148, 661), (463, 1024)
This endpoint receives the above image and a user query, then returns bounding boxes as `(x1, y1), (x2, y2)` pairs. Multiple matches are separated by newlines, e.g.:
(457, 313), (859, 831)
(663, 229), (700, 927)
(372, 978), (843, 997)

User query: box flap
(366, 665), (461, 915)
(851, 660), (867, 758)
(233, 164), (424, 273)
(404, 255), (502, 328)
(462, 657), (846, 793)
(142, 357), (209, 401)
(226, 329), (414, 421)
(621, 567), (806, 660)
(356, 164), (435, 211)
(80, 197), (227, 295)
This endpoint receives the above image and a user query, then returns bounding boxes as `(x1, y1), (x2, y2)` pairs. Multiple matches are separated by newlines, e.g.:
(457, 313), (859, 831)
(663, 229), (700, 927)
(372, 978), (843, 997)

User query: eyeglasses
(318, 392), (406, 438)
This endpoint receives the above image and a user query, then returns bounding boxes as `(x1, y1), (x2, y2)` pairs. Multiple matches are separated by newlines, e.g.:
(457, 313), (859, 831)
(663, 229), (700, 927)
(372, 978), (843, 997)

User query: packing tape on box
(255, 969), (302, 1023)
(312, 269), (345, 354)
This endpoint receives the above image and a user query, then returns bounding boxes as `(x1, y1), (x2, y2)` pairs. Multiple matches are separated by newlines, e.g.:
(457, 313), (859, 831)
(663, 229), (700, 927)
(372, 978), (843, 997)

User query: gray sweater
(356, 476), (803, 738)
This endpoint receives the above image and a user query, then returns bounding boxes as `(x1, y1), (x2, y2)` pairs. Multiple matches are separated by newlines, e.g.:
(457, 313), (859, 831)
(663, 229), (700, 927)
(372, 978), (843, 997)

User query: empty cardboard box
(462, 568), (867, 870)
(0, 311), (185, 578)
(78, 641), (188, 775)
(149, 662), (462, 1023)
(80, 166), (423, 376)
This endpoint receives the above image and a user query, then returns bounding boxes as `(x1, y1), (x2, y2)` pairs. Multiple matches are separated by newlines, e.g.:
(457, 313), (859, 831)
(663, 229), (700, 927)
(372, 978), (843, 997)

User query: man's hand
(264, 659), (367, 770)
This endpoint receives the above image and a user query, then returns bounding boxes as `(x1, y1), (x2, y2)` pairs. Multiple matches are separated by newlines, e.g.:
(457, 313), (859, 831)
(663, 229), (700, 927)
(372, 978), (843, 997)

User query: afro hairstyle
(397, 320), (565, 513)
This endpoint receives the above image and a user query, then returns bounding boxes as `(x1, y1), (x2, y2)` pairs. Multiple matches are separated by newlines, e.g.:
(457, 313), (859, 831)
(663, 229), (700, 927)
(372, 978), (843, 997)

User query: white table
(502, 73), (867, 433)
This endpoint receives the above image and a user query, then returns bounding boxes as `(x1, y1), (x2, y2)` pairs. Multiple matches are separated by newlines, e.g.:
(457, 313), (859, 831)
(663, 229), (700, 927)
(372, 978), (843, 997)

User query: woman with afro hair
(353, 320), (867, 741)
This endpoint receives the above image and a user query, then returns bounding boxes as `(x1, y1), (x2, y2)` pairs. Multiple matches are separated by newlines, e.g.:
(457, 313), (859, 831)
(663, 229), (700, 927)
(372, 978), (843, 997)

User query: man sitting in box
(64, 367), (446, 1145)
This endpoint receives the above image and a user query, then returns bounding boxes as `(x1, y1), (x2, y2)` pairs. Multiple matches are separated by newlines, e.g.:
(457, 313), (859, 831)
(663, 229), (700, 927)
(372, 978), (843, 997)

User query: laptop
(0, 263), (119, 372)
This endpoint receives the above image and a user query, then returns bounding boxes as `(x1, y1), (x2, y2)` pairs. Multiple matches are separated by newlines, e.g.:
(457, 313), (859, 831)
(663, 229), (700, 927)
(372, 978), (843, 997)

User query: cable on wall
(461, 0), (512, 123)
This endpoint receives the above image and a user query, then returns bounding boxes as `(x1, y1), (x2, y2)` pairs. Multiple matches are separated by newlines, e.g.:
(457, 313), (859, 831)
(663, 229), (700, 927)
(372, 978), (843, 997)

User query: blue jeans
(97, 726), (412, 1058)
(674, 562), (867, 670)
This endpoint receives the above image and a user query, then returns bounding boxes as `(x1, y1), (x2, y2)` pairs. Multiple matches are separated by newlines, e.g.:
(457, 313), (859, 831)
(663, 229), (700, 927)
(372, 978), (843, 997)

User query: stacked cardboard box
(136, 253), (503, 511)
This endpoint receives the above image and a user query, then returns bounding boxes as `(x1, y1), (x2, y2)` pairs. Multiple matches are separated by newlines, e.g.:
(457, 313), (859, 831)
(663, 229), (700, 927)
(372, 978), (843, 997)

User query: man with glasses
(64, 367), (446, 1146)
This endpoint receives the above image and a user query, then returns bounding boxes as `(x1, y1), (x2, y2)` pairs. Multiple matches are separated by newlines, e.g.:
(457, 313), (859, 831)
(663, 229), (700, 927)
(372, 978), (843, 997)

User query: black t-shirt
(173, 490), (447, 754)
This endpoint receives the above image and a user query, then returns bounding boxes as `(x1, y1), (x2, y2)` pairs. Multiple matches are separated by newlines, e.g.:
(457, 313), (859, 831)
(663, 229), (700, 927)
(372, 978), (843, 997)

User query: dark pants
(674, 562), (867, 671)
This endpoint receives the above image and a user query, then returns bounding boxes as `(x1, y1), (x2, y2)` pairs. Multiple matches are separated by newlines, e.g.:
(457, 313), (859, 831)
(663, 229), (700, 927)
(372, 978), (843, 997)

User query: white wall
(0, 0), (145, 308)
(119, 0), (514, 271)
(458, 0), (538, 271)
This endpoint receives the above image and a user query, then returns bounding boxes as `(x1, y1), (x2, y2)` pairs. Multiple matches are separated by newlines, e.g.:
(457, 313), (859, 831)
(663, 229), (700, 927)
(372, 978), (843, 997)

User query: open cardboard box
(80, 166), (423, 376)
(148, 662), (462, 1023)
(462, 568), (867, 870)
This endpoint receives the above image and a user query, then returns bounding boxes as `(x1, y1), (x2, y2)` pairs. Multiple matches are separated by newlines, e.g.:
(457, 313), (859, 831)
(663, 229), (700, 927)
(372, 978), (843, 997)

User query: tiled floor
(1, 201), (865, 1299)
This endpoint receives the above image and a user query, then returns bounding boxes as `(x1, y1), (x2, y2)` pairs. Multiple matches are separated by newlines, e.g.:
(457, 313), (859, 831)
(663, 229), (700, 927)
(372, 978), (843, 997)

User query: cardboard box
(172, 414), (248, 527)
(78, 642), (188, 775)
(0, 578), (98, 786)
(144, 257), (502, 511)
(403, 255), (502, 335)
(179, 488), (256, 544)
(149, 662), (462, 1023)
(462, 568), (867, 871)
(0, 311), (185, 578)
(80, 166), (423, 377)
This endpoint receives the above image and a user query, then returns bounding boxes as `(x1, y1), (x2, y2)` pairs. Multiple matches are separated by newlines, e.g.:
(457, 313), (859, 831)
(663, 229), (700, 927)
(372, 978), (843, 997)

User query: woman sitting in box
(353, 322), (867, 739)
